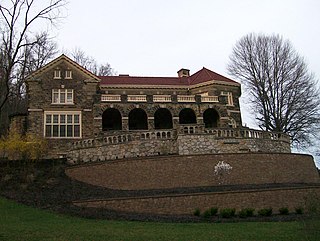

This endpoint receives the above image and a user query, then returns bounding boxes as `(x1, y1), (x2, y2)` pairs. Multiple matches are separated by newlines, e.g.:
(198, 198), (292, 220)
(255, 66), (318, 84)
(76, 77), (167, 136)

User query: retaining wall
(73, 186), (320, 215)
(66, 153), (320, 190)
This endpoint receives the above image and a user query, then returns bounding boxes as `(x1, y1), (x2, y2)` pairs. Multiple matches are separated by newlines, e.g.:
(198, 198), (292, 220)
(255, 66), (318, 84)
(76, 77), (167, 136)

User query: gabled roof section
(25, 54), (100, 82)
(187, 67), (238, 85)
(99, 67), (239, 87)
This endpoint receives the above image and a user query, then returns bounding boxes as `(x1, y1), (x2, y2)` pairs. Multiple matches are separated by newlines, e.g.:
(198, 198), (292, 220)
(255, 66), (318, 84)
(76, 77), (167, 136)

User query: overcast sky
(52, 0), (320, 165)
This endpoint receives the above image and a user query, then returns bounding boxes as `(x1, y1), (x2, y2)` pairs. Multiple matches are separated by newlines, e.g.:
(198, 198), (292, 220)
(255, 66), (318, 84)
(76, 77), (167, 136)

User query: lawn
(1, 197), (319, 241)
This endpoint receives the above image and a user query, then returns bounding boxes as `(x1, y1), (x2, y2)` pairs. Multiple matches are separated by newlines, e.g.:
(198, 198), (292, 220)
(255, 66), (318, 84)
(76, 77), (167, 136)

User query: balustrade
(201, 96), (219, 103)
(101, 94), (121, 102)
(153, 95), (172, 102)
(127, 95), (147, 102)
(177, 95), (195, 102)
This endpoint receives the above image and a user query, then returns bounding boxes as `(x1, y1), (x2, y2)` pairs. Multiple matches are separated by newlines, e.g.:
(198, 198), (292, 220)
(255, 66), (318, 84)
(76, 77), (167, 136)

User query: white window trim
(52, 89), (74, 105)
(221, 91), (234, 106)
(54, 69), (61, 79)
(44, 111), (82, 139)
(65, 70), (72, 79)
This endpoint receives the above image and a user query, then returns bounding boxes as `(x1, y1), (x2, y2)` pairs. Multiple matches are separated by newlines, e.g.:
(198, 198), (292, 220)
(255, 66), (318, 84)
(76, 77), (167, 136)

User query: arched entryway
(102, 108), (122, 131)
(129, 108), (148, 130)
(154, 108), (173, 129)
(179, 108), (197, 124)
(203, 108), (219, 128)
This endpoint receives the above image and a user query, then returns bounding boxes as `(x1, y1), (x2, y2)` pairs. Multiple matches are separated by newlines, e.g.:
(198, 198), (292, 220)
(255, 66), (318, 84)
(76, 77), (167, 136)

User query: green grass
(0, 197), (319, 241)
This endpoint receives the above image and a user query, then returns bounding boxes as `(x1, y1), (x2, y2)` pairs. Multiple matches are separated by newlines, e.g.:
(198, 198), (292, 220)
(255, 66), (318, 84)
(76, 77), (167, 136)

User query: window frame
(65, 70), (72, 79)
(52, 89), (74, 105)
(44, 111), (82, 139)
(53, 69), (61, 79)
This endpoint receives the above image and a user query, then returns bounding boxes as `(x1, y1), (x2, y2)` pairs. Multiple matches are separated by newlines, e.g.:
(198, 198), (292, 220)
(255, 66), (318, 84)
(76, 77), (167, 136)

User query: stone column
(122, 117), (129, 131)
(148, 117), (155, 131)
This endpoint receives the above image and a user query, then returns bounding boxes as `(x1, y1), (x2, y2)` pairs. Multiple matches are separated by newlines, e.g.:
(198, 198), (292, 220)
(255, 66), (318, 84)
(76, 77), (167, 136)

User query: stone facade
(24, 54), (291, 160)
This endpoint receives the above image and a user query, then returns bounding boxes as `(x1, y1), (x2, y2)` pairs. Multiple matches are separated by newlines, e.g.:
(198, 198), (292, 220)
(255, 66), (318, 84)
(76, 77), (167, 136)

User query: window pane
(67, 125), (73, 137)
(67, 115), (72, 123)
(53, 115), (59, 123)
(53, 125), (59, 137)
(60, 115), (66, 123)
(45, 125), (52, 137)
(60, 125), (66, 137)
(46, 115), (52, 124)
(53, 93), (59, 103)
(60, 92), (65, 103)
(67, 92), (73, 103)
(74, 114), (79, 124)
(74, 125), (80, 137)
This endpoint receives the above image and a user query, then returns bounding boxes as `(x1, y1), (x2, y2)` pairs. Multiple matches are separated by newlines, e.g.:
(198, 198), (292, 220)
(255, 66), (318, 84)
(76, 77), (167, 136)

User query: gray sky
(53, 0), (320, 165)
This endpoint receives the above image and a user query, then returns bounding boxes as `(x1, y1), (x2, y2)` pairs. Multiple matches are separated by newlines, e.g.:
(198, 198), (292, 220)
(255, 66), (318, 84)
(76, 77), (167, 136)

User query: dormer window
(54, 69), (61, 79)
(65, 70), (72, 79)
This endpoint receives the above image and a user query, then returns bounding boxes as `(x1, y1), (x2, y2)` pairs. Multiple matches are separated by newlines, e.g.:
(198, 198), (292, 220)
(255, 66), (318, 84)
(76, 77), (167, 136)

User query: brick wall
(66, 153), (320, 190)
(73, 186), (320, 215)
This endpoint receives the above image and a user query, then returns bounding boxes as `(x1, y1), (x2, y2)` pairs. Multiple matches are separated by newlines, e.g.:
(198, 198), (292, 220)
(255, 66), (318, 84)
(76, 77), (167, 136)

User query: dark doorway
(179, 108), (196, 124)
(154, 108), (173, 129)
(102, 108), (122, 131)
(203, 108), (219, 128)
(129, 108), (148, 130)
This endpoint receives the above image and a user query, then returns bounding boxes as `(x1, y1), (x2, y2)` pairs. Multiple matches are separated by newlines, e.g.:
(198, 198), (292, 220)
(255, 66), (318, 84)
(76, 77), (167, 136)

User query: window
(54, 70), (61, 79)
(52, 89), (74, 104)
(44, 111), (81, 138)
(221, 91), (234, 106)
(65, 70), (72, 79)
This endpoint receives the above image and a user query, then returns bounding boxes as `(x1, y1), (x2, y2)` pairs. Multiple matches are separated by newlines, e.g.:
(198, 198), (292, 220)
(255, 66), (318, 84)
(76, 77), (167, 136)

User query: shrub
(209, 207), (218, 216)
(193, 208), (201, 216)
(220, 208), (236, 218)
(279, 207), (289, 215)
(258, 208), (273, 216)
(202, 210), (211, 219)
(295, 207), (304, 214)
(238, 208), (255, 218)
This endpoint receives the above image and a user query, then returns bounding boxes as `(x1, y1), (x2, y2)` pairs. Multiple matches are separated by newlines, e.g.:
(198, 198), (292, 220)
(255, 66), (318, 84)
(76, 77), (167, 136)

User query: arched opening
(102, 108), (122, 131)
(154, 108), (173, 129)
(179, 108), (196, 124)
(203, 108), (219, 128)
(129, 108), (148, 130)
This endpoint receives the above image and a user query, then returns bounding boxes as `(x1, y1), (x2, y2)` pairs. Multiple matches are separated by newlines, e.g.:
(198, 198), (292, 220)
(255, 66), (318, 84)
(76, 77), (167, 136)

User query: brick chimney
(177, 68), (190, 77)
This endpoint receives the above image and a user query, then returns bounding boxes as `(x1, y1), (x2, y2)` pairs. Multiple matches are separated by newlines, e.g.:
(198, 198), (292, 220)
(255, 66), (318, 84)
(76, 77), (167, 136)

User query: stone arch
(100, 104), (125, 117)
(203, 108), (220, 128)
(154, 108), (173, 129)
(102, 108), (122, 131)
(179, 108), (197, 124)
(128, 108), (148, 130)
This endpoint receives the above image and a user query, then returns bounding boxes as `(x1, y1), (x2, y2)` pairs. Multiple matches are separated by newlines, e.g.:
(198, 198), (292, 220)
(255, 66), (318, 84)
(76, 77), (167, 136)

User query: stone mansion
(24, 54), (290, 162)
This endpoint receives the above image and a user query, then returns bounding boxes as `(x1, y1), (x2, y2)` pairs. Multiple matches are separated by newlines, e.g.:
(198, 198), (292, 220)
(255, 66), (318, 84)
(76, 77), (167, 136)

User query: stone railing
(127, 95), (147, 102)
(178, 125), (290, 143)
(101, 94), (121, 102)
(153, 95), (172, 102)
(71, 126), (290, 151)
(177, 95), (195, 102)
(201, 96), (219, 103)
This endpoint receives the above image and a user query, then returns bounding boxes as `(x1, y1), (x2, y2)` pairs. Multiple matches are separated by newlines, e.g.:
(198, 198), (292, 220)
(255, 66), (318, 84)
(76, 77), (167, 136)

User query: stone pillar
(148, 117), (154, 130)
(122, 117), (129, 131)
(197, 116), (204, 125)
(173, 117), (179, 129)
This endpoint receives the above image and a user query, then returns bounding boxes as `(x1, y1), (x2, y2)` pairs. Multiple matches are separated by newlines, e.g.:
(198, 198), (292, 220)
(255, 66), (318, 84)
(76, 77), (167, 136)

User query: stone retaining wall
(65, 153), (320, 190)
(67, 129), (291, 164)
(73, 186), (320, 215)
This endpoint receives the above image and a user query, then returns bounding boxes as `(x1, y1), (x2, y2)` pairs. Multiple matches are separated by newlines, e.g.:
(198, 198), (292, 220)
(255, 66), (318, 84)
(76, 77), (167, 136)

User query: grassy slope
(1, 198), (319, 241)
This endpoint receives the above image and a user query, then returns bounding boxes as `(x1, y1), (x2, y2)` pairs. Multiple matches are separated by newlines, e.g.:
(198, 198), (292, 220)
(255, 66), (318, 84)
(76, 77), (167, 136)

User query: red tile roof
(99, 67), (238, 86)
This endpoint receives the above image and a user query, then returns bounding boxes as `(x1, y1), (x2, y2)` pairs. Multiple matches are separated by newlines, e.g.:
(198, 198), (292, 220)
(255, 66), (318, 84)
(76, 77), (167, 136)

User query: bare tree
(228, 33), (320, 146)
(69, 47), (115, 76)
(0, 0), (66, 135)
